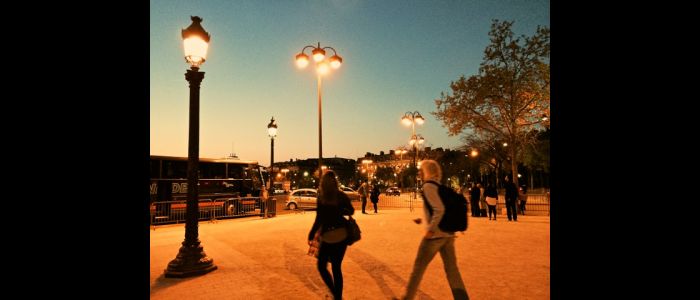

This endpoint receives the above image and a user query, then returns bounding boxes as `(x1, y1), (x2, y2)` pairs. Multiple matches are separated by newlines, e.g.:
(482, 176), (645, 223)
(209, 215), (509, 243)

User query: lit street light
(266, 117), (278, 218)
(362, 159), (373, 184)
(402, 111), (425, 211)
(165, 16), (216, 278)
(295, 42), (343, 182)
(267, 116), (278, 196)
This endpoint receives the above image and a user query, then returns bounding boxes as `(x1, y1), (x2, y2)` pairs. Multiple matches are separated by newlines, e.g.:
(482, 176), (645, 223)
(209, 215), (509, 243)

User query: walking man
(358, 181), (369, 214)
(504, 176), (518, 221)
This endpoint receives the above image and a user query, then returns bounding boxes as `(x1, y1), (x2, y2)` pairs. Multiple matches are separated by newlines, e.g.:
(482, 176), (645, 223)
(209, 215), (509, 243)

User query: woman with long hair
(308, 170), (354, 299)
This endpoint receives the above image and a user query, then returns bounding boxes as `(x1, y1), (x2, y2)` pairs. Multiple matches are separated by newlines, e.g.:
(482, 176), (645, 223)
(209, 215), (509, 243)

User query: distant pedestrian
(518, 186), (528, 215)
(478, 183), (487, 218)
(504, 176), (518, 221)
(484, 183), (498, 220)
(358, 182), (369, 214)
(370, 184), (380, 213)
(470, 183), (481, 217)
(308, 170), (355, 300)
(398, 159), (469, 300)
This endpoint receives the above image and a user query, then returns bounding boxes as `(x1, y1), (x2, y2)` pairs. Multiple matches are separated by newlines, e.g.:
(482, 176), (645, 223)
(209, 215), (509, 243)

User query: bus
(149, 155), (270, 224)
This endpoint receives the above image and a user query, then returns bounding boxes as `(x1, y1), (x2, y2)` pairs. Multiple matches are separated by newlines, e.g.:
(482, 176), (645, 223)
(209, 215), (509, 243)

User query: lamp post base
(164, 239), (217, 278)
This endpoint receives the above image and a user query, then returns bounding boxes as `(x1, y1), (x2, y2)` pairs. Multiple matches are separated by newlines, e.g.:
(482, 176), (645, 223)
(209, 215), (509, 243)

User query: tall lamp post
(267, 117), (278, 195)
(362, 159), (373, 185)
(295, 42), (343, 182)
(165, 16), (216, 278)
(402, 111), (425, 208)
(401, 111), (425, 207)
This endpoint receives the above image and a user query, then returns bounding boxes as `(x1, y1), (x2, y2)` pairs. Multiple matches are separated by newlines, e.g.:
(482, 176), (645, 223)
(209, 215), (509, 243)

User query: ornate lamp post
(362, 159), (373, 184)
(267, 117), (278, 196)
(165, 16), (216, 278)
(402, 111), (425, 171)
(402, 111), (425, 211)
(295, 42), (343, 182)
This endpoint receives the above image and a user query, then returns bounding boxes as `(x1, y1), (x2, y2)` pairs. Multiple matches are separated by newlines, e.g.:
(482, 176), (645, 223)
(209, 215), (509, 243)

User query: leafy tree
(433, 20), (550, 187)
(522, 128), (550, 188)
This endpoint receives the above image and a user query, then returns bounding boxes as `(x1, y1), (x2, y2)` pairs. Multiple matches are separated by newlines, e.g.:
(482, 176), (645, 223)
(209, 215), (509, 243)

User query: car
(340, 186), (361, 201)
(385, 187), (401, 196)
(285, 188), (318, 210)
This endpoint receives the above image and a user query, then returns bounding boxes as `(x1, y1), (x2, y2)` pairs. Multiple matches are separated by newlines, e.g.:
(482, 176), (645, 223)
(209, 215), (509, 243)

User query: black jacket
(308, 191), (354, 240)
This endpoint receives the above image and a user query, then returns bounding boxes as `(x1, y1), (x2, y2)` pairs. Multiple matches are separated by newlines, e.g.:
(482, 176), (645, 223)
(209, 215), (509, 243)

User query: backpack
(422, 180), (468, 232)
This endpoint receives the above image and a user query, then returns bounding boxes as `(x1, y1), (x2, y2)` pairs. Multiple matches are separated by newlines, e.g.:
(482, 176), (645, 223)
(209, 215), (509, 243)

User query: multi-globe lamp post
(362, 159), (373, 185)
(295, 42), (343, 182)
(402, 111), (425, 207)
(164, 16), (217, 278)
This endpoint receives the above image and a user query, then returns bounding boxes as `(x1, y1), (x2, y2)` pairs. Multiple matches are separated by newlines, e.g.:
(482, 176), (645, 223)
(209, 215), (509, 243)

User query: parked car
(385, 186), (401, 196)
(341, 186), (361, 201)
(285, 188), (318, 210)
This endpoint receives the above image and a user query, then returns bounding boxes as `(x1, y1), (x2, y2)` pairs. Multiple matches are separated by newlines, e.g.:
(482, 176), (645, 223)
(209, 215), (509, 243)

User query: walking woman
(308, 170), (354, 299)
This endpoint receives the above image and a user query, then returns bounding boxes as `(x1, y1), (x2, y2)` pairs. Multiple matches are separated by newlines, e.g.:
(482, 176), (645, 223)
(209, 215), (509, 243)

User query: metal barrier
(351, 193), (423, 211)
(150, 197), (277, 229)
(494, 194), (550, 216)
(355, 192), (549, 216)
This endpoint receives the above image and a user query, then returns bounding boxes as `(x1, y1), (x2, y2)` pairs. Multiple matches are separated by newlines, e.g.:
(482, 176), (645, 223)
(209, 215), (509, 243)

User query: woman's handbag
(345, 216), (361, 245)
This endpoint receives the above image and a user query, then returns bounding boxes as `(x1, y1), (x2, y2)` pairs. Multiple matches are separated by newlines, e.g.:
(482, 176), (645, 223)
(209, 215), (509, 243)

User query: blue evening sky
(150, 0), (549, 165)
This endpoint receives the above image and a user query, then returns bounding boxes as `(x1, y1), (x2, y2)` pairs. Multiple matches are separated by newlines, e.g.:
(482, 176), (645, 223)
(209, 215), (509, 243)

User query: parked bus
(149, 155), (269, 223)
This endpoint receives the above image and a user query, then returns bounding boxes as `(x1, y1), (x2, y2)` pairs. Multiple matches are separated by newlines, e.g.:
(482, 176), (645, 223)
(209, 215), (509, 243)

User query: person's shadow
(282, 242), (329, 297)
(282, 242), (433, 299)
(347, 247), (434, 300)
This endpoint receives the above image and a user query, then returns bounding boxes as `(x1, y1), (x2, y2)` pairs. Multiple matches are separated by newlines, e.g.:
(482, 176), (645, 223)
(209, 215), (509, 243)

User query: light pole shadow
(149, 273), (196, 296)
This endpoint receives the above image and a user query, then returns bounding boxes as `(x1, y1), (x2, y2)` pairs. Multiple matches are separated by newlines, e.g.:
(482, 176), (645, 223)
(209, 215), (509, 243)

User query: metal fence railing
(354, 193), (549, 216)
(150, 197), (277, 229)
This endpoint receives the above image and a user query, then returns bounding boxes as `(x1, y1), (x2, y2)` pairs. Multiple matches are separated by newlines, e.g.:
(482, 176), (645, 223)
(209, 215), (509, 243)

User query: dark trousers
(487, 205), (497, 219)
(361, 197), (368, 213)
(519, 200), (526, 215)
(505, 199), (517, 221)
(371, 201), (378, 213)
(470, 200), (480, 217)
(317, 241), (348, 300)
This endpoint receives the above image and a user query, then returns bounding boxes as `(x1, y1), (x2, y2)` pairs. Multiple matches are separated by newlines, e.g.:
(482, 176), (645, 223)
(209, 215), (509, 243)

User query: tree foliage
(433, 20), (550, 186)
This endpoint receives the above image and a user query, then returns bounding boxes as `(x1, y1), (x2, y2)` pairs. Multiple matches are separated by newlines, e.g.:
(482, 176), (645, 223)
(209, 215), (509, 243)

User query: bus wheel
(287, 203), (297, 210)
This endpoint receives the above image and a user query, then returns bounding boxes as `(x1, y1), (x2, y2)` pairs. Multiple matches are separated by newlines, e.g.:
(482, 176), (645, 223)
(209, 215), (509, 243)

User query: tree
(433, 20), (550, 187)
(522, 128), (550, 188)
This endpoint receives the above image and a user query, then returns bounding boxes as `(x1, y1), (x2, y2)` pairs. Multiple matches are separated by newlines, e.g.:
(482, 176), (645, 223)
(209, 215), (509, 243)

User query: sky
(150, 0), (549, 166)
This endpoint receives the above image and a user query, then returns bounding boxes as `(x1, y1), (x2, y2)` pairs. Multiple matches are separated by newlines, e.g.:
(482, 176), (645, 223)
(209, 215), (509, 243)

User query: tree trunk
(510, 147), (519, 187)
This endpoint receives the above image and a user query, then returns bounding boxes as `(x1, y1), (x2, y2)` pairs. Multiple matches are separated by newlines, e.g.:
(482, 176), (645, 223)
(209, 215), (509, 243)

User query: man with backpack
(396, 159), (469, 300)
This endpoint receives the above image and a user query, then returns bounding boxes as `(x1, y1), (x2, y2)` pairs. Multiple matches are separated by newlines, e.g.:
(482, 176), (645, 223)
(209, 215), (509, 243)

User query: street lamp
(395, 148), (407, 161)
(165, 16), (216, 278)
(267, 116), (278, 196)
(295, 42), (343, 182)
(402, 111), (425, 209)
(362, 159), (373, 184)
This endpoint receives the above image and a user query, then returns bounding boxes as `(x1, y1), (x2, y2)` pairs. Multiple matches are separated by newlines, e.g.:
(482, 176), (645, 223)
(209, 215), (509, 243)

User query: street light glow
(181, 16), (211, 69)
(183, 37), (208, 66)
(317, 61), (330, 75)
(312, 47), (326, 62)
(329, 55), (343, 69)
(295, 53), (309, 68)
(401, 116), (412, 126)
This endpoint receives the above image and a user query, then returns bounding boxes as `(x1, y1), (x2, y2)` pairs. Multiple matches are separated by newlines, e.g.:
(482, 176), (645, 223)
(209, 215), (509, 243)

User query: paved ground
(150, 208), (549, 299)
